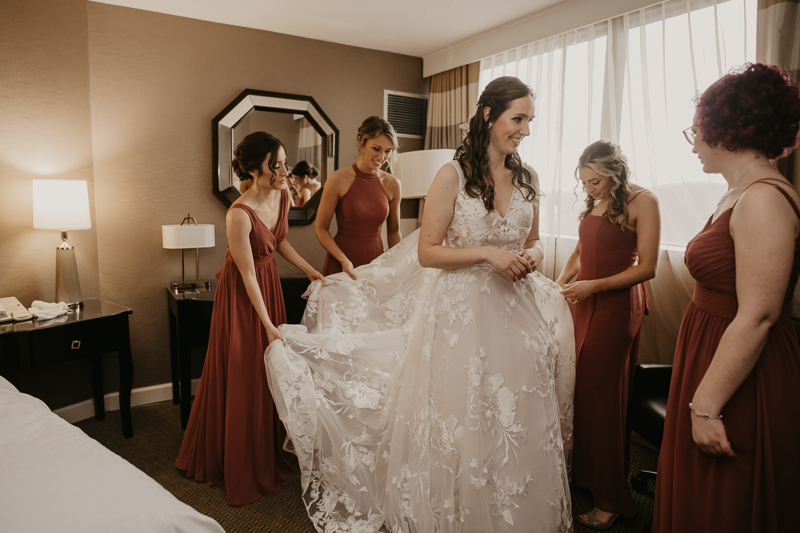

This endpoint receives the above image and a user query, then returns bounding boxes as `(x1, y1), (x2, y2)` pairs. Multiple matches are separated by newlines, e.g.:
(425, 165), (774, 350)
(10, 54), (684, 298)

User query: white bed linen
(0, 376), (224, 533)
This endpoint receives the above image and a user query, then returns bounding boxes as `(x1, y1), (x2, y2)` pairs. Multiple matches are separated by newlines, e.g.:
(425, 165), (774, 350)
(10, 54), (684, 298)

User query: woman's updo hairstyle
(231, 131), (284, 186)
(457, 76), (537, 211)
(694, 63), (800, 159)
(356, 116), (398, 166)
(576, 141), (633, 228)
(291, 160), (319, 180)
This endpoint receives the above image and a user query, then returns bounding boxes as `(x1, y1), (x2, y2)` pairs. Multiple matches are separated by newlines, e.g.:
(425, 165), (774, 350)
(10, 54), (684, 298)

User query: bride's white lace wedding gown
(266, 161), (575, 532)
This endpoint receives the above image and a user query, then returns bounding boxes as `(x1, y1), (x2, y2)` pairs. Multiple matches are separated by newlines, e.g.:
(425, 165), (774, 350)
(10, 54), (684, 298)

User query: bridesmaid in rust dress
(176, 132), (324, 505)
(653, 64), (800, 532)
(557, 141), (660, 529)
(316, 116), (402, 278)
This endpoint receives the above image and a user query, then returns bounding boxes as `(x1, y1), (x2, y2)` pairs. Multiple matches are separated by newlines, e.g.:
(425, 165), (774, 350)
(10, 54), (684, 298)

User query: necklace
(717, 163), (774, 207)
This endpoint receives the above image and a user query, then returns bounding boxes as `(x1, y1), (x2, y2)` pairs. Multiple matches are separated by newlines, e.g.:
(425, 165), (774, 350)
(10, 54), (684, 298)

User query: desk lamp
(393, 149), (456, 224)
(32, 179), (92, 309)
(162, 213), (215, 290)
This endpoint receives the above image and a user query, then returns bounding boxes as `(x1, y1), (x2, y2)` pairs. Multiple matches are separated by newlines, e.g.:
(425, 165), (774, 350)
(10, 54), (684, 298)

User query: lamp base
(55, 245), (83, 308)
(170, 280), (212, 292)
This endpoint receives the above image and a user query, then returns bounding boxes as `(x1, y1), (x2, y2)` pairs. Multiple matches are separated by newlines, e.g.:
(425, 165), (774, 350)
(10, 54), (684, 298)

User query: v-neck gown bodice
(176, 190), (296, 506)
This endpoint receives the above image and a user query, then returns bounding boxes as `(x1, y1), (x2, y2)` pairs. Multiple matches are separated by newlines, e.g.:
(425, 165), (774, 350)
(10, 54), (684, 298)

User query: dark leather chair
(627, 363), (672, 492)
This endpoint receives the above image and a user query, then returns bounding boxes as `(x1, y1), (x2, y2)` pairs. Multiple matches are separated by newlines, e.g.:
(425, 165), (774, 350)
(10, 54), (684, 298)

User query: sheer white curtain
(480, 0), (756, 363)
(297, 117), (323, 167)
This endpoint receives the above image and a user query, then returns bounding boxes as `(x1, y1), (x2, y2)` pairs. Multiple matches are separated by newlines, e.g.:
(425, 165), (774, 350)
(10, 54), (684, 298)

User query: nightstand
(166, 277), (312, 429)
(0, 298), (134, 438)
(166, 282), (216, 429)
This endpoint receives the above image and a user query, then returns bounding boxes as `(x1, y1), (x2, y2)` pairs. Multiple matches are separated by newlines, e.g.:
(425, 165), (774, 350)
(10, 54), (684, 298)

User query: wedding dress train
(266, 161), (575, 532)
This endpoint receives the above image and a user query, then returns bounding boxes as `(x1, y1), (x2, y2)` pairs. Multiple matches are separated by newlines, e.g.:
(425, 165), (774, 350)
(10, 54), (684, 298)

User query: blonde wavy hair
(356, 116), (398, 171)
(576, 140), (633, 228)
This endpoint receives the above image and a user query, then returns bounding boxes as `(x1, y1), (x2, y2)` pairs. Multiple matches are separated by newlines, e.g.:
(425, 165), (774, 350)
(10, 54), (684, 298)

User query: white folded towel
(29, 301), (69, 320)
(36, 315), (69, 327)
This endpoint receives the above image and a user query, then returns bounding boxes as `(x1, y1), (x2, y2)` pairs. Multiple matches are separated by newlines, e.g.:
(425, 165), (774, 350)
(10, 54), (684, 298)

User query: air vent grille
(384, 91), (428, 138)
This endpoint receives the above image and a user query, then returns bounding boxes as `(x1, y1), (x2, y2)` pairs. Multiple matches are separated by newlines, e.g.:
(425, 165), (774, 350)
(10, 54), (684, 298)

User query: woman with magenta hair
(653, 64), (800, 532)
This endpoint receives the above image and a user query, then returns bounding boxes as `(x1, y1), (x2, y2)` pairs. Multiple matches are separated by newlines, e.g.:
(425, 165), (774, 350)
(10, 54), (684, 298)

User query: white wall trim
(54, 379), (200, 424)
(422, 0), (661, 77)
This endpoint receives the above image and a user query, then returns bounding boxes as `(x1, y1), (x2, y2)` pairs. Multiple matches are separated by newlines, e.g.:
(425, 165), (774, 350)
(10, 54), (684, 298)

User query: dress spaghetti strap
(735, 177), (800, 219)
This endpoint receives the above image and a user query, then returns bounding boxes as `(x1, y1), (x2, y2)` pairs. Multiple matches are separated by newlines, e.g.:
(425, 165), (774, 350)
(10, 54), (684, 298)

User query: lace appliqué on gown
(267, 161), (575, 532)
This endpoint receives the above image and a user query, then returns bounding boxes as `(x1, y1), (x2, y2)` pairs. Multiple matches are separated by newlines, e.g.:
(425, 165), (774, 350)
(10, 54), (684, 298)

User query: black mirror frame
(212, 89), (339, 225)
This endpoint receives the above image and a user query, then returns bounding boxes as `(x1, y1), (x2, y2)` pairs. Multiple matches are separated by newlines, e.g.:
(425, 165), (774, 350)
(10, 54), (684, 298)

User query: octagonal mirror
(212, 89), (339, 225)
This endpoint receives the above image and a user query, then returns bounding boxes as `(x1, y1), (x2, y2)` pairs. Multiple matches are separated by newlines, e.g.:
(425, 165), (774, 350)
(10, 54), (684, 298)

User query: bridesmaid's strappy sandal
(578, 507), (620, 530)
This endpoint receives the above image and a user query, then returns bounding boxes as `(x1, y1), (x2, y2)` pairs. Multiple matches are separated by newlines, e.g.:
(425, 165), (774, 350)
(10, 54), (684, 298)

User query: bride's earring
(715, 143), (719, 154)
(488, 122), (493, 129)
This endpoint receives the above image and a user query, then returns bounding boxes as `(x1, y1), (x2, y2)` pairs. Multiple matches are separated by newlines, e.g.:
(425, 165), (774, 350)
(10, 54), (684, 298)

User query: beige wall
(0, 0), (427, 408)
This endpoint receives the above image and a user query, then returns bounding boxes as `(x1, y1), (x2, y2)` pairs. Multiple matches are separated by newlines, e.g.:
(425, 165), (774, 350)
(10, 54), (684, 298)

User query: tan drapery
(758, 0), (800, 187)
(424, 62), (480, 149)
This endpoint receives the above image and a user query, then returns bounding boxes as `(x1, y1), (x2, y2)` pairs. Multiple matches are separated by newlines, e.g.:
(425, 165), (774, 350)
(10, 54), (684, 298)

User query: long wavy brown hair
(456, 76), (537, 211)
(576, 140), (633, 228)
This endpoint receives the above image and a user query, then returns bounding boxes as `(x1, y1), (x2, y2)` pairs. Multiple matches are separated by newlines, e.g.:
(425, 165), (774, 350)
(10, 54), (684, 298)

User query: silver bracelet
(689, 402), (723, 420)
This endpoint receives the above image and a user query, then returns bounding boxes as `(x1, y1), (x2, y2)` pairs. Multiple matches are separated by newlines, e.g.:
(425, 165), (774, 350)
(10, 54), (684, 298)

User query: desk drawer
(27, 322), (115, 368)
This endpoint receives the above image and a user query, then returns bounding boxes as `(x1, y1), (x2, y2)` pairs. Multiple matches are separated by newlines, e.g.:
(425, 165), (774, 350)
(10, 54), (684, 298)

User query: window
(480, 0), (756, 261)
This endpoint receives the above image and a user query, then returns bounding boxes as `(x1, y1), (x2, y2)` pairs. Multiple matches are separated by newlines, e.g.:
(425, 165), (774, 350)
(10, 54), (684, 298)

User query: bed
(0, 375), (224, 533)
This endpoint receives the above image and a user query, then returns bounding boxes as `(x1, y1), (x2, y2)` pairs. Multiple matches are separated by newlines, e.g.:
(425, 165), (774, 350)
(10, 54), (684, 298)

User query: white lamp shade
(162, 224), (215, 249)
(32, 179), (92, 230)
(394, 149), (456, 198)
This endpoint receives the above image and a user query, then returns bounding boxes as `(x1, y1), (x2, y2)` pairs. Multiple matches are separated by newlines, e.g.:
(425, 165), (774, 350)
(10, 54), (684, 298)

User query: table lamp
(393, 149), (456, 199)
(32, 179), (92, 309)
(162, 213), (215, 291)
(393, 149), (456, 224)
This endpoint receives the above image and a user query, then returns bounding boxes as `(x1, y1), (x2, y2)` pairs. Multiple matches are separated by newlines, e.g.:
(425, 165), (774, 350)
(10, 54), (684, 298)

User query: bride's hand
(518, 247), (544, 271)
(486, 248), (532, 281)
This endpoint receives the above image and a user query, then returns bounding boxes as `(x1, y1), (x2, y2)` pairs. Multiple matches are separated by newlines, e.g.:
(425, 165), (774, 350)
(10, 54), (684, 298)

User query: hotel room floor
(76, 401), (659, 533)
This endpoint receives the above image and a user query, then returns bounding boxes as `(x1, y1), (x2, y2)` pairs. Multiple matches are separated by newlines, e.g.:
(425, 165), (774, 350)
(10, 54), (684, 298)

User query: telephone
(0, 297), (34, 323)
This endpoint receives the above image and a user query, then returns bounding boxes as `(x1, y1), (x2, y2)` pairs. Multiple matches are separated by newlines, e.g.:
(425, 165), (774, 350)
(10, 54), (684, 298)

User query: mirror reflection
(288, 161), (322, 206)
(213, 90), (338, 224)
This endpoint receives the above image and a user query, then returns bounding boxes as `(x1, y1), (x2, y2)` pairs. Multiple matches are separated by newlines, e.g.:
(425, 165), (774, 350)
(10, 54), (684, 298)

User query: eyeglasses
(683, 127), (696, 145)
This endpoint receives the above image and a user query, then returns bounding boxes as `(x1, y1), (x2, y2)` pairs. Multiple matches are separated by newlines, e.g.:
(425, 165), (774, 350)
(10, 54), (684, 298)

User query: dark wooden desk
(0, 299), (134, 438)
(166, 277), (311, 428)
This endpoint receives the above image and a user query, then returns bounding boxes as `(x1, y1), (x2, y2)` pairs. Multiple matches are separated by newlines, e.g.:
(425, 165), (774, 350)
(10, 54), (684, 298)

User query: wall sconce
(393, 149), (456, 224)
(32, 179), (92, 309)
(162, 213), (215, 291)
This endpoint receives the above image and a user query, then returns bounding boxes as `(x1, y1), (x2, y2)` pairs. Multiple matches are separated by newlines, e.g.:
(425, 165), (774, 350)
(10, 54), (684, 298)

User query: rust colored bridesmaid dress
(653, 179), (800, 532)
(176, 190), (295, 506)
(322, 163), (390, 275)
(570, 209), (648, 519)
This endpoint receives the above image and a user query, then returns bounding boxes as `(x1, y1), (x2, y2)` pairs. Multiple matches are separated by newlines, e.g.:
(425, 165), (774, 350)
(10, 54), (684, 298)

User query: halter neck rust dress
(176, 191), (295, 506)
(570, 200), (648, 519)
(322, 163), (390, 275)
(653, 179), (800, 532)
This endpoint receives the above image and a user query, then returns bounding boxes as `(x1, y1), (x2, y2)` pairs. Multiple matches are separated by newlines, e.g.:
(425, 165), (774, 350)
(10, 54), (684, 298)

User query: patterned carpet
(76, 401), (659, 533)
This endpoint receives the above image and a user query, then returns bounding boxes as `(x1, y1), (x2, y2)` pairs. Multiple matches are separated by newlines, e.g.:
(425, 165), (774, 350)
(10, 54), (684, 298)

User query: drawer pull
(71, 340), (81, 349)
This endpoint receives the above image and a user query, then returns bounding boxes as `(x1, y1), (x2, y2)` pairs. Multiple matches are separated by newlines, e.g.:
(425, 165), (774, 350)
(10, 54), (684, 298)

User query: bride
(266, 76), (575, 532)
